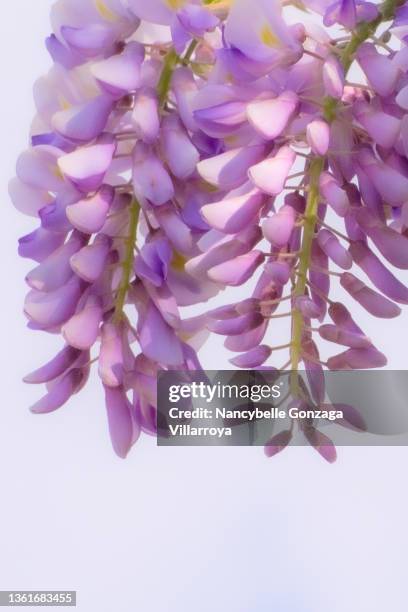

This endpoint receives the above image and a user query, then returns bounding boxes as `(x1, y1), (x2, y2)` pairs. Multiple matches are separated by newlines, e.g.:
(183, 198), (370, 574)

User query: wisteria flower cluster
(12, 0), (408, 460)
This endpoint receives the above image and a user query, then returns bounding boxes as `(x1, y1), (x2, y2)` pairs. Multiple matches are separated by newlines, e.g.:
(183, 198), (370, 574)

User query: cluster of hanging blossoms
(11, 0), (408, 459)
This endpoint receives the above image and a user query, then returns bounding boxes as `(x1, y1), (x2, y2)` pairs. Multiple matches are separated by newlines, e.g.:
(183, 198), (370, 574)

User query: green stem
(157, 41), (198, 108)
(343, 0), (401, 69)
(157, 49), (179, 109)
(113, 41), (199, 323)
(289, 0), (400, 384)
(290, 158), (323, 384)
(113, 199), (140, 323)
(112, 39), (201, 323)
(184, 40), (198, 63)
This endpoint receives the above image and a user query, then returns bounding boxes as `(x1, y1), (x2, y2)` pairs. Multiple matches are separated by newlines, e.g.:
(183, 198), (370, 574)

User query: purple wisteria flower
(11, 0), (408, 461)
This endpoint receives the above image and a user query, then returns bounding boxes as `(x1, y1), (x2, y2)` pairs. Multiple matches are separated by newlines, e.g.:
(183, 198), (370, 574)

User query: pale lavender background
(0, 2), (407, 611)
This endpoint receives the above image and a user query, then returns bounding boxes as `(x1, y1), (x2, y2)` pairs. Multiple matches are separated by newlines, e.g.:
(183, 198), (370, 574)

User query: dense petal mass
(15, 0), (408, 462)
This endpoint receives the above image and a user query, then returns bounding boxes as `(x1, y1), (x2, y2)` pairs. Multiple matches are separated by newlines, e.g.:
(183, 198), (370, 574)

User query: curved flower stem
(113, 199), (140, 323)
(184, 39), (199, 63)
(158, 49), (179, 108)
(290, 157), (323, 386)
(113, 40), (198, 323)
(289, 0), (400, 393)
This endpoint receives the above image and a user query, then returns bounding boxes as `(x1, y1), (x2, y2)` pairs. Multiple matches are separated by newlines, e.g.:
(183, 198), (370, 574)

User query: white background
(0, 2), (407, 611)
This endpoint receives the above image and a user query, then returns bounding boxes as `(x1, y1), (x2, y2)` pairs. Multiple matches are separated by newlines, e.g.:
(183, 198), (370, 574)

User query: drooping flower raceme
(12, 0), (408, 460)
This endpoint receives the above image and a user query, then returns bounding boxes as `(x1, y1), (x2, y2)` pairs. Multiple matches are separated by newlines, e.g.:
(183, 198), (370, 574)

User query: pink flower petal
(91, 42), (144, 98)
(58, 136), (116, 193)
(62, 295), (103, 350)
(161, 115), (199, 179)
(104, 386), (134, 459)
(341, 272), (401, 319)
(230, 345), (272, 367)
(99, 323), (124, 388)
(208, 250), (264, 286)
(138, 302), (184, 366)
(132, 89), (160, 144)
(25, 232), (84, 292)
(262, 204), (296, 246)
(66, 185), (114, 233)
(31, 368), (86, 414)
(264, 430), (292, 458)
(247, 91), (298, 140)
(70, 236), (111, 283)
(52, 96), (113, 143)
(197, 145), (265, 190)
(23, 346), (81, 384)
(24, 277), (83, 328)
(201, 189), (264, 234)
(132, 142), (174, 206)
(249, 146), (296, 195)
(307, 119), (330, 156)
